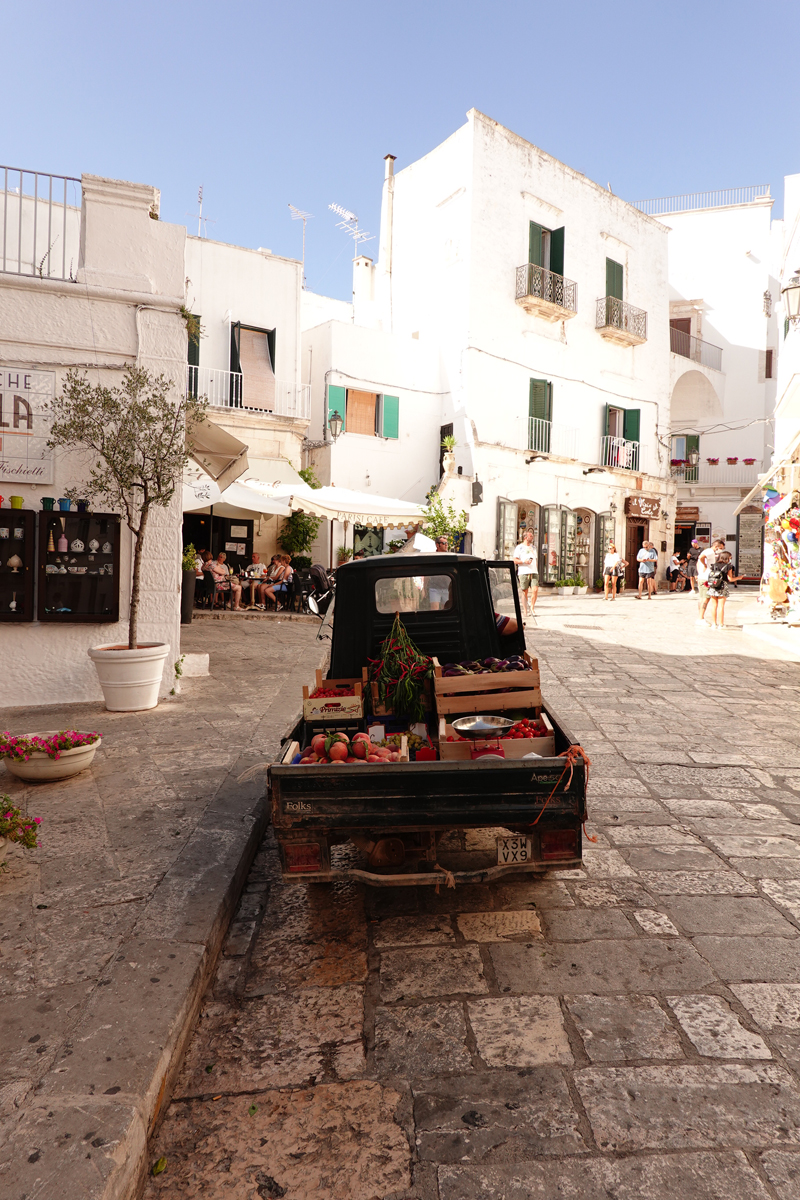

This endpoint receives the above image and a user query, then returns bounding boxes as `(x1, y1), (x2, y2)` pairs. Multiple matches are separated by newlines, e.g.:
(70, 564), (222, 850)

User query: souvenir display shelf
(0, 510), (35, 622)
(38, 512), (121, 623)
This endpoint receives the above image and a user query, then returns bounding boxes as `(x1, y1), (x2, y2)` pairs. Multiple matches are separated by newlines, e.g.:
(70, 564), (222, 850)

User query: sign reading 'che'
(625, 494), (661, 520)
(0, 369), (55, 485)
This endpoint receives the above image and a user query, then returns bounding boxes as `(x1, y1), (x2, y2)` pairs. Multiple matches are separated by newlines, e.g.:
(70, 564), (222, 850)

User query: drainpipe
(379, 155), (396, 331)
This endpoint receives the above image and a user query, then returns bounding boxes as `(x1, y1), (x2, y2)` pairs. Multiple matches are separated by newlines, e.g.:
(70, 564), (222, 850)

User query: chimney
(378, 155), (396, 332)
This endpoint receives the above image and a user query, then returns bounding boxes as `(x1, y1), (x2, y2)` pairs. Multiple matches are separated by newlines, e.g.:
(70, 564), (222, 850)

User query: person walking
(668, 550), (683, 592)
(636, 541), (658, 599)
(512, 528), (539, 622)
(705, 551), (743, 629)
(602, 544), (627, 601)
(696, 539), (726, 626)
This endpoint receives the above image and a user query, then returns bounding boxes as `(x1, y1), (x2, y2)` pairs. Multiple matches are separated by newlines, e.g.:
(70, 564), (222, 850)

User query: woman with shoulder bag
(603, 544), (628, 602)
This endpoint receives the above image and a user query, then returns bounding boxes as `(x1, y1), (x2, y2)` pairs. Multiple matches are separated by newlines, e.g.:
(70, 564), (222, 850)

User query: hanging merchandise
(763, 494), (800, 622)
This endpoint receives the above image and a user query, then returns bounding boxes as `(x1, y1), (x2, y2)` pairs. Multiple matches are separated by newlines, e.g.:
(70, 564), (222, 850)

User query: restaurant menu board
(0, 509), (35, 621)
(737, 511), (764, 579)
(38, 512), (121, 623)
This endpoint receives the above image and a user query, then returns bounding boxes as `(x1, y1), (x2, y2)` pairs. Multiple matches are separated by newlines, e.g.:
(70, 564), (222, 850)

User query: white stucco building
(0, 169), (187, 707)
(303, 110), (675, 586)
(634, 186), (779, 575)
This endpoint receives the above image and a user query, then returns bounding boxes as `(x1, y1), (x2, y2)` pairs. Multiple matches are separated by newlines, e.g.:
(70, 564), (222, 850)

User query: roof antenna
(186, 185), (216, 237)
(329, 203), (374, 258)
(288, 204), (313, 288)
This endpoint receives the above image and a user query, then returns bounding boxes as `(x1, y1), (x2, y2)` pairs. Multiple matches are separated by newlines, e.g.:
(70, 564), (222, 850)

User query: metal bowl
(451, 714), (515, 740)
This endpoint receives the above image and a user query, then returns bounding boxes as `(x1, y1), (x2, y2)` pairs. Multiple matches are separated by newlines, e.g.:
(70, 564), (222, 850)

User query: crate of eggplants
(440, 655), (530, 677)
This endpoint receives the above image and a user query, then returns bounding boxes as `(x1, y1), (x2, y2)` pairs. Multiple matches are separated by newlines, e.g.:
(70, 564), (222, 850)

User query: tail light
(539, 829), (577, 860)
(284, 843), (322, 872)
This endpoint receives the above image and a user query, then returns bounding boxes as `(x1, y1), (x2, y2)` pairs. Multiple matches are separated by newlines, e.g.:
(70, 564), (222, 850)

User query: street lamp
(328, 411), (344, 442)
(687, 448), (700, 468)
(782, 273), (800, 325)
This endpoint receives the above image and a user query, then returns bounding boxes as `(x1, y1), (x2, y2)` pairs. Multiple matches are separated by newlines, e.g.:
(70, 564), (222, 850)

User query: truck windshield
(375, 574), (453, 613)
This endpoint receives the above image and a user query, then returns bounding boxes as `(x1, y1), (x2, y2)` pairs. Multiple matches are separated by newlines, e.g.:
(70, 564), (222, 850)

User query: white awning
(734, 426), (800, 515)
(238, 456), (304, 487)
(183, 468), (290, 517)
(241, 479), (428, 528)
(186, 417), (249, 490)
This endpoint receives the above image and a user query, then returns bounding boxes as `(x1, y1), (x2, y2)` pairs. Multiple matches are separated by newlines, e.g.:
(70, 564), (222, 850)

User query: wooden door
(625, 518), (646, 588)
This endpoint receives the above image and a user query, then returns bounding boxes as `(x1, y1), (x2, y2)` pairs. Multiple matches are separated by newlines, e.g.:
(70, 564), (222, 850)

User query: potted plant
(727, 457), (739, 465)
(706, 457), (719, 465)
(421, 491), (469, 548)
(337, 546), (353, 565)
(0, 798), (42, 865)
(440, 434), (458, 476)
(47, 366), (207, 712)
(278, 467), (323, 561)
(555, 578), (572, 596)
(573, 576), (588, 595)
(1, 730), (102, 783)
(181, 542), (198, 625)
(594, 576), (604, 592)
(743, 458), (756, 466)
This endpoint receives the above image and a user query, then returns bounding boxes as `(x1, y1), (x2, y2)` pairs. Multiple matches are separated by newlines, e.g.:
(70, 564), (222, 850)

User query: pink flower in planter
(743, 458), (756, 465)
(727, 457), (739, 465)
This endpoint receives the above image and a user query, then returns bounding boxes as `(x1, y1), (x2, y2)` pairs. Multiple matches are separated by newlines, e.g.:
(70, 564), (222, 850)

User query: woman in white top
(602, 544), (628, 601)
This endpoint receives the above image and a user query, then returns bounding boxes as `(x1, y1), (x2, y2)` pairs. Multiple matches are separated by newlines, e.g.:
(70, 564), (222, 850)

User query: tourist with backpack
(705, 551), (743, 629)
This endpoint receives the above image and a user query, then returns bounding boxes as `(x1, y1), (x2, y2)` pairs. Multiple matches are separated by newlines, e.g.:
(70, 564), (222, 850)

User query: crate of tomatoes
(303, 669), (364, 722)
(437, 712), (555, 760)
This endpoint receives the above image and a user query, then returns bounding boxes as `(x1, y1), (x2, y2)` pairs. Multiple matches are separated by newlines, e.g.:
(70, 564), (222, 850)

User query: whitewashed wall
(0, 174), (186, 708)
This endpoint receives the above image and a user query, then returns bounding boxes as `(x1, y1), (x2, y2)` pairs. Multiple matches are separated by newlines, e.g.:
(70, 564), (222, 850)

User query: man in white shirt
(696, 540), (725, 625)
(513, 529), (538, 621)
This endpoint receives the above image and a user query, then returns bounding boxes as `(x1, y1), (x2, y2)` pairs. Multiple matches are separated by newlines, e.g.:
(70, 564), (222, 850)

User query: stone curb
(0, 699), (310, 1200)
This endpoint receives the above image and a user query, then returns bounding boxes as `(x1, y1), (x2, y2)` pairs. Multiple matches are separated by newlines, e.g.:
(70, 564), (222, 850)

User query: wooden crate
(438, 713), (555, 760)
(433, 653), (542, 717)
(303, 670), (363, 721)
(362, 668), (432, 717)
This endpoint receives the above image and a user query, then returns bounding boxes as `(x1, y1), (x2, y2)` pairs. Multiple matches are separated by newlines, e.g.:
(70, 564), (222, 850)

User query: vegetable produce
(297, 731), (401, 765)
(310, 685), (355, 698)
(367, 614), (433, 721)
(444, 716), (547, 742)
(440, 656), (529, 678)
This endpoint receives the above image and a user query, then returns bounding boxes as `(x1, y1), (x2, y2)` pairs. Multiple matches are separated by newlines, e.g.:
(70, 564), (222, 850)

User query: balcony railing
(672, 461), (761, 486)
(600, 435), (641, 472)
(1, 165), (82, 281)
(187, 365), (310, 419)
(515, 263), (577, 319)
(596, 296), (647, 345)
(633, 185), (770, 217)
(527, 418), (578, 458)
(670, 326), (723, 371)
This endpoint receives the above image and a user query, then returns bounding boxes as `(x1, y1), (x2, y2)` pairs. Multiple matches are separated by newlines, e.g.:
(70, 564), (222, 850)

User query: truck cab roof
(329, 554), (526, 678)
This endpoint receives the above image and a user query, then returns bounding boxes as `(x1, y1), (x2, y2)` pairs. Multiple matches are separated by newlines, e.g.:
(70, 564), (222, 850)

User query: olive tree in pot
(47, 366), (207, 711)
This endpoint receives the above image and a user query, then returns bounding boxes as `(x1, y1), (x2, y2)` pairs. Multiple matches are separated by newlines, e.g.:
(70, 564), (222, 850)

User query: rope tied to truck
(531, 744), (597, 843)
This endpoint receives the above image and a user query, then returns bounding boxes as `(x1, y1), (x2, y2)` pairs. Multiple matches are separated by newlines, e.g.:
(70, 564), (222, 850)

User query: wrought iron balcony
(515, 263), (577, 321)
(596, 296), (647, 346)
(527, 418), (578, 458)
(669, 326), (723, 371)
(600, 435), (641, 472)
(187, 365), (310, 419)
(1, 164), (81, 281)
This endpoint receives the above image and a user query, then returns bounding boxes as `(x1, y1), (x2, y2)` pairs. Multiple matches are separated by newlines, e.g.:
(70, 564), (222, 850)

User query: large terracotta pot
(2, 733), (102, 783)
(88, 643), (170, 711)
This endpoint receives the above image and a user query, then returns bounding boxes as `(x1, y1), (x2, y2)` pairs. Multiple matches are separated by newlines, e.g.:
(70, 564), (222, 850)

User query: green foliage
(337, 545), (353, 564)
(440, 434), (457, 450)
(420, 491), (468, 549)
(179, 305), (203, 346)
(290, 555), (312, 570)
(0, 799), (41, 851)
(298, 466), (322, 488)
(278, 510), (322, 557)
(47, 365), (208, 648)
(182, 542), (197, 572)
(595, 577), (604, 589)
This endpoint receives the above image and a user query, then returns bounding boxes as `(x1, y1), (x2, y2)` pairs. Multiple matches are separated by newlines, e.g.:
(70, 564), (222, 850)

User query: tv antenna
(288, 203), (313, 288)
(329, 203), (374, 257)
(186, 185), (216, 238)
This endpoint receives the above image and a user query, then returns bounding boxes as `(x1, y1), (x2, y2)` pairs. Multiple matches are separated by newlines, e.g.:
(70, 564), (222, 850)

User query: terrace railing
(1, 165), (81, 281)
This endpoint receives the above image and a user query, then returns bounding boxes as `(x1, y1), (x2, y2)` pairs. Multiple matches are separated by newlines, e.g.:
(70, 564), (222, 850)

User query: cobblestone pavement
(0, 619), (324, 1199)
(145, 590), (800, 1200)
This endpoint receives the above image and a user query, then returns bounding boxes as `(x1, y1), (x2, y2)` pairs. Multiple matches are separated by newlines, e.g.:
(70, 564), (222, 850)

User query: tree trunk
(128, 504), (150, 649)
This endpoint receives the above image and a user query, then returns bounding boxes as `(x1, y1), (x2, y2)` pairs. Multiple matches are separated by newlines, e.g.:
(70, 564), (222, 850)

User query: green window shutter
(623, 408), (640, 442)
(528, 222), (543, 267)
(381, 394), (399, 439)
(686, 434), (699, 455)
(328, 384), (346, 432)
(550, 228), (564, 277)
(603, 403), (611, 436)
(529, 379), (550, 422)
(606, 258), (623, 300)
(266, 329), (276, 374)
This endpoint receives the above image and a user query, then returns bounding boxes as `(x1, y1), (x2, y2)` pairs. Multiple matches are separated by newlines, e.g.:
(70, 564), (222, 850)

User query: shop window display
(38, 512), (121, 622)
(0, 510), (35, 622)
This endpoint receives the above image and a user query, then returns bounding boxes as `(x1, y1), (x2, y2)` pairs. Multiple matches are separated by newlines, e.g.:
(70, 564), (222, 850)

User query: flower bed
(0, 798), (42, 850)
(0, 730), (101, 761)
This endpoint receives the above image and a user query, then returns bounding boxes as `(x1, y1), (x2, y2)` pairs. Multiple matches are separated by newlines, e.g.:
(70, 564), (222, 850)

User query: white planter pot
(2, 733), (102, 783)
(88, 643), (170, 712)
(576, 586), (588, 595)
(557, 587), (571, 596)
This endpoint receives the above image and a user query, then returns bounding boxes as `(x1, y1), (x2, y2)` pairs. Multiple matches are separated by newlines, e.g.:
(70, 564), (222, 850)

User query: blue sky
(5, 0), (797, 300)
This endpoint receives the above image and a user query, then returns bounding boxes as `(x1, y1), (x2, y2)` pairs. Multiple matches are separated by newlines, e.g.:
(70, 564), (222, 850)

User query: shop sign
(676, 506), (700, 521)
(625, 495), (660, 519)
(0, 369), (55, 485)
(737, 510), (764, 578)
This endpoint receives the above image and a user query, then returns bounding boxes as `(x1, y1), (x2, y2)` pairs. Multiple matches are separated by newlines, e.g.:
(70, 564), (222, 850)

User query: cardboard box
(437, 713), (555, 760)
(433, 653), (543, 717)
(303, 670), (363, 722)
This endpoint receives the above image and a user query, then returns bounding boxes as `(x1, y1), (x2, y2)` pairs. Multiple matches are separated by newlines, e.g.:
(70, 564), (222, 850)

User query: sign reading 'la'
(0, 369), (55, 485)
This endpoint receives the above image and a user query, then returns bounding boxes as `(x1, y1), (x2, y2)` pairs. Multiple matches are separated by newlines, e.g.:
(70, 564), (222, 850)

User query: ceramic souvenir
(7, 554), (23, 573)
(13, 527), (23, 540)
(58, 565), (67, 574)
(70, 539), (85, 553)
(105, 564), (113, 576)
(69, 557), (77, 564)
(101, 541), (112, 554)
(0, 528), (8, 539)
(57, 533), (68, 553)
(8, 594), (16, 612)
(88, 539), (99, 552)
(67, 566), (78, 574)
(47, 530), (55, 552)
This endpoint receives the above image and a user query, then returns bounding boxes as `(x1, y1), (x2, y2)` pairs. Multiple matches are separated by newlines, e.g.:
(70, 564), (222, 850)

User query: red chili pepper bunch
(368, 613), (432, 721)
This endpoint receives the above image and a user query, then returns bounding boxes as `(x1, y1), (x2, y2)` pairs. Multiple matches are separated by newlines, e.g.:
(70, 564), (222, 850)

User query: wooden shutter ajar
(549, 228), (564, 278)
(382, 395), (400, 439)
(328, 384), (346, 433)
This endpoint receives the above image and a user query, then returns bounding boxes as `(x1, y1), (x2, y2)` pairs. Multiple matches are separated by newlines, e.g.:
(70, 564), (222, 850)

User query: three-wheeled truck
(269, 553), (587, 885)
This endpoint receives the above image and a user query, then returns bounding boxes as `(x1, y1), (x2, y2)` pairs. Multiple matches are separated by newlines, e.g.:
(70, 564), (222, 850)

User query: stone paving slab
(0, 620), (325, 1200)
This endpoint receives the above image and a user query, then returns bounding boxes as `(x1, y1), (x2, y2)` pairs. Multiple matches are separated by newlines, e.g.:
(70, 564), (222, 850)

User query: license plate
(496, 836), (532, 865)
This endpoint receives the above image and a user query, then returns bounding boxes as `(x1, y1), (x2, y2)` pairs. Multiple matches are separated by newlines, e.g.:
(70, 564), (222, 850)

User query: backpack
(706, 562), (728, 593)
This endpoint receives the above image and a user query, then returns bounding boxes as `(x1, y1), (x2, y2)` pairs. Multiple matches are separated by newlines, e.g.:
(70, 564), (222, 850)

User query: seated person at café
(210, 551), (242, 610)
(255, 555), (281, 608)
(242, 552), (268, 608)
(259, 554), (293, 611)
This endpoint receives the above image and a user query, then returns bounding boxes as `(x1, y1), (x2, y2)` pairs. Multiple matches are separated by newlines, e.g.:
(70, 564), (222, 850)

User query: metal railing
(187, 365), (310, 419)
(515, 263), (577, 313)
(596, 296), (647, 341)
(600, 435), (641, 472)
(633, 185), (770, 217)
(1, 165), (82, 280)
(670, 326), (723, 371)
(527, 417), (578, 458)
(673, 461), (761, 486)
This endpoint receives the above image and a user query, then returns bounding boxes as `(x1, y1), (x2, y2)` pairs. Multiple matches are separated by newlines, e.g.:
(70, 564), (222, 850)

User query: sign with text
(625, 494), (660, 520)
(737, 510), (764, 579)
(0, 369), (55, 485)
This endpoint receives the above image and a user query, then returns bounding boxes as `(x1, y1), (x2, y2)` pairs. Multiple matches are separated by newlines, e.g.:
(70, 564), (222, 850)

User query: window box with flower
(743, 458), (756, 466)
(727, 457), (739, 465)
(0, 730), (102, 782)
(706, 457), (719, 465)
